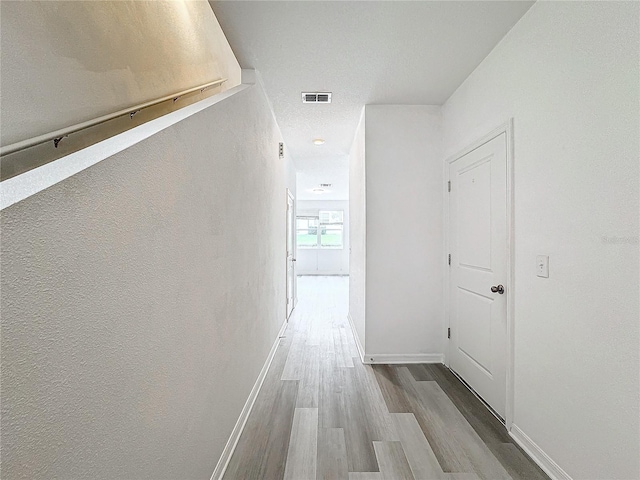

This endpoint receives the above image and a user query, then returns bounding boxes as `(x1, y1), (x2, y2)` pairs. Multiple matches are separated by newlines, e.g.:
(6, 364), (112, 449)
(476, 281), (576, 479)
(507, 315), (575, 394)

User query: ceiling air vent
(319, 183), (332, 187)
(302, 92), (332, 104)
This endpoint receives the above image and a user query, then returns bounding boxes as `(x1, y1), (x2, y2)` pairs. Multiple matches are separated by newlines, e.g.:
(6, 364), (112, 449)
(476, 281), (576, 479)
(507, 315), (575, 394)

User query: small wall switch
(536, 255), (549, 278)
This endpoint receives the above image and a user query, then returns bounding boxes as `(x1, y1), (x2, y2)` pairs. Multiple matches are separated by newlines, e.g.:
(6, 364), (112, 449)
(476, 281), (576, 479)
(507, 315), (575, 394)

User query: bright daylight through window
(296, 210), (343, 249)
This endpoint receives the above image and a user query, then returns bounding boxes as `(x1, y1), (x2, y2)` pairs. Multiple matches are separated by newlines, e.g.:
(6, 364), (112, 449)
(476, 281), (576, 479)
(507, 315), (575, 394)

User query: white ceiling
(210, 1), (534, 200)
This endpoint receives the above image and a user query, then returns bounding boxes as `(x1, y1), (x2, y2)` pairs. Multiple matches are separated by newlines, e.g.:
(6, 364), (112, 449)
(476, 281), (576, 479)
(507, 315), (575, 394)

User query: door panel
(286, 191), (295, 319)
(457, 158), (492, 269)
(449, 133), (507, 418)
(457, 288), (493, 375)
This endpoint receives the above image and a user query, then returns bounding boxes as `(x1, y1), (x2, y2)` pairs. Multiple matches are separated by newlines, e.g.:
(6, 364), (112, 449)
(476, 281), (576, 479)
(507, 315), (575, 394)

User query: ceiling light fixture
(313, 138), (325, 145)
(312, 188), (325, 194)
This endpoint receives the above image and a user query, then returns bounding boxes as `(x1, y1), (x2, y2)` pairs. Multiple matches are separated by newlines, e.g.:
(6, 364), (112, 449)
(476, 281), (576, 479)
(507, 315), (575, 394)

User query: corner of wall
(509, 425), (572, 480)
(241, 69), (257, 85)
(347, 312), (365, 363)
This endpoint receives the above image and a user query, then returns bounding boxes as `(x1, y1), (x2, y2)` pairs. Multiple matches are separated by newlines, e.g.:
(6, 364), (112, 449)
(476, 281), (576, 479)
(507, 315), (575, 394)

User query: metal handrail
(0, 78), (227, 156)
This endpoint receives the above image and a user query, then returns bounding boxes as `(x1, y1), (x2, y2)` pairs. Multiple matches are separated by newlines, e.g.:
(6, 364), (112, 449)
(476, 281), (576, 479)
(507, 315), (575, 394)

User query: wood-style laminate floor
(224, 276), (548, 480)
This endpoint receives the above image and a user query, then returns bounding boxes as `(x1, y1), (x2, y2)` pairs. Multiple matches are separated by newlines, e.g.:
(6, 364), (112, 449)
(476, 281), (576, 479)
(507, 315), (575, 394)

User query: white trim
(443, 119), (515, 429)
(505, 119), (516, 431)
(286, 188), (295, 320)
(442, 150), (451, 366)
(210, 319), (288, 480)
(1, 84), (250, 211)
(445, 120), (513, 165)
(363, 354), (444, 365)
(347, 312), (365, 363)
(510, 424), (572, 480)
(297, 273), (349, 277)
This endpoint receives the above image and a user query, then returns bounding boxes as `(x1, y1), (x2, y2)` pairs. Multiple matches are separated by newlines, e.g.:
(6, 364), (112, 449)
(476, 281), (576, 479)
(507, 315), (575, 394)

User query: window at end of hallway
(296, 211), (344, 249)
(297, 217), (319, 248)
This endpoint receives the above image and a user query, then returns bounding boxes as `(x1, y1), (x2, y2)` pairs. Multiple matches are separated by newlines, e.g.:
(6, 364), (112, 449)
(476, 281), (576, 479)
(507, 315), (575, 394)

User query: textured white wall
(442, 2), (639, 478)
(348, 109), (366, 351)
(0, 81), (295, 479)
(364, 106), (444, 357)
(296, 200), (350, 275)
(0, 0), (241, 145)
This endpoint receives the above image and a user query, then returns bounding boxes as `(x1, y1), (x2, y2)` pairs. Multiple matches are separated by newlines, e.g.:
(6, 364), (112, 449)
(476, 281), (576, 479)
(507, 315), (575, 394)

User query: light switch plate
(536, 255), (549, 278)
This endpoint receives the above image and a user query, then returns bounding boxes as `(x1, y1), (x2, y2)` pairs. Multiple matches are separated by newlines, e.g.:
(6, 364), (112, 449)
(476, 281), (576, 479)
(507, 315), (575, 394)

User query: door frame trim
(443, 119), (515, 430)
(286, 188), (296, 320)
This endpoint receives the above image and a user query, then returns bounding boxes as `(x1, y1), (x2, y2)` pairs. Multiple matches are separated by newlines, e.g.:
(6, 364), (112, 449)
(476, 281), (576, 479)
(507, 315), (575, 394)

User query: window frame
(296, 210), (344, 250)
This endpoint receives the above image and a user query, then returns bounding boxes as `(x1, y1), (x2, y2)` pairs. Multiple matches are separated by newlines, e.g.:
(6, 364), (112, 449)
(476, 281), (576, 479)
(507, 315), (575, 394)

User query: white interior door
(449, 132), (508, 419)
(286, 190), (295, 319)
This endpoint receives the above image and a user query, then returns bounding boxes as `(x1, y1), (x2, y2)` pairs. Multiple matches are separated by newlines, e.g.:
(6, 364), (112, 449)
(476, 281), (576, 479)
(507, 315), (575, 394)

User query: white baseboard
(363, 353), (444, 365)
(347, 312), (365, 363)
(509, 424), (572, 480)
(210, 319), (288, 480)
(297, 273), (349, 276)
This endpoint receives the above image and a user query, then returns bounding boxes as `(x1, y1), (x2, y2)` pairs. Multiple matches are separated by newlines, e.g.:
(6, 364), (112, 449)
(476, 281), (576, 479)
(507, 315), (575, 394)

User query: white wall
(0, 0), (241, 145)
(442, 2), (639, 479)
(0, 42), (296, 480)
(297, 200), (350, 276)
(364, 105), (444, 358)
(349, 109), (366, 352)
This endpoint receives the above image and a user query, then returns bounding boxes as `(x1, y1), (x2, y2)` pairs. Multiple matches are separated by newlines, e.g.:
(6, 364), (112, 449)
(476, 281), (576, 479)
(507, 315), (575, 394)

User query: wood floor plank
(373, 365), (413, 413)
(341, 324), (360, 358)
(422, 365), (548, 479)
(297, 344), (320, 408)
(349, 473), (384, 480)
(391, 413), (443, 479)
(333, 328), (347, 368)
(334, 327), (354, 368)
(406, 364), (436, 382)
(283, 408), (318, 480)
(342, 365), (380, 472)
(373, 441), (414, 480)
(223, 331), (295, 479)
(392, 368), (511, 479)
(226, 278), (545, 480)
(489, 443), (549, 480)
(307, 311), (322, 347)
(424, 364), (511, 445)
(321, 294), (400, 472)
(317, 428), (349, 480)
(224, 379), (298, 480)
(324, 315), (336, 354)
(351, 361), (400, 441)
(282, 330), (307, 380)
(443, 474), (481, 479)
(339, 358), (403, 471)
(318, 343), (346, 429)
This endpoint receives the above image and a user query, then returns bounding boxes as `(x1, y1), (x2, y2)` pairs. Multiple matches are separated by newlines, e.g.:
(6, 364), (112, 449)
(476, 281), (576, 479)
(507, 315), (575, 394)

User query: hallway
(223, 276), (548, 480)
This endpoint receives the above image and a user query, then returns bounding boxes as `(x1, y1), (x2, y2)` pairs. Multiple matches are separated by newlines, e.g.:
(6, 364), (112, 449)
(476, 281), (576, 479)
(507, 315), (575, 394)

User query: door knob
(491, 285), (505, 294)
